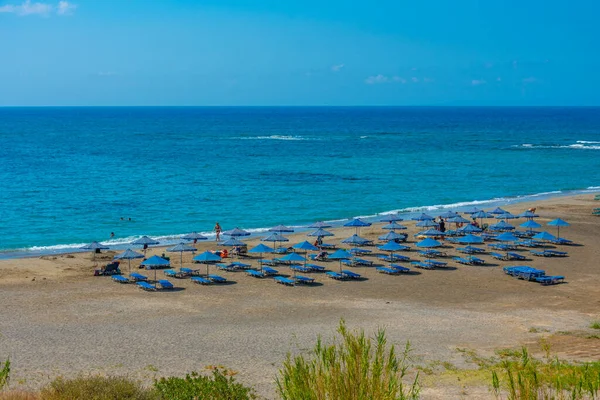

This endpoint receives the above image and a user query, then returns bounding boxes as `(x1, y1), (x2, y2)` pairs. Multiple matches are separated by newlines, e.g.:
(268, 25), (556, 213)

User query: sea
(1, 106), (599, 259)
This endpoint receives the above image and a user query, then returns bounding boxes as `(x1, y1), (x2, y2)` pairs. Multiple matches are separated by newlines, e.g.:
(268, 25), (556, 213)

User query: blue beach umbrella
(341, 234), (370, 247)
(293, 241), (319, 267)
(269, 224), (295, 233)
(532, 231), (557, 243)
(459, 224), (483, 234)
(131, 235), (160, 256)
(471, 211), (495, 227)
(249, 243), (274, 272)
(307, 228), (334, 238)
(219, 237), (246, 247)
(378, 231), (404, 241)
(494, 232), (519, 243)
(380, 213), (404, 222)
(547, 218), (570, 238)
(382, 222), (407, 230)
(418, 228), (444, 237)
(262, 232), (289, 251)
(141, 255), (170, 283)
(167, 242), (197, 269)
(114, 248), (145, 273)
(416, 220), (438, 228)
(328, 249), (353, 273)
(279, 252), (307, 280)
(438, 211), (459, 219)
(490, 207), (508, 215)
(223, 227), (251, 237)
(462, 206), (482, 214)
(519, 220), (541, 235)
(308, 221), (332, 228)
(518, 210), (539, 219)
(182, 232), (208, 243)
(489, 220), (515, 232)
(412, 213), (435, 221)
(80, 241), (109, 260)
(193, 251), (222, 275)
(378, 240), (408, 261)
(416, 238), (442, 264)
(457, 234), (484, 244)
(344, 218), (372, 235)
(496, 212), (518, 220)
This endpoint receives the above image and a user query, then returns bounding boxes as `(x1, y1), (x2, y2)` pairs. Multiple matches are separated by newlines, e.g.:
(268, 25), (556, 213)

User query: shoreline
(2, 186), (599, 260)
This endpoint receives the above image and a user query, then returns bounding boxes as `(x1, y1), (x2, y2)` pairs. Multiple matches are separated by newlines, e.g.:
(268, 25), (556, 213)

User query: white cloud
(56, 1), (76, 15)
(0, 0), (76, 16)
(331, 64), (345, 72)
(471, 79), (487, 86)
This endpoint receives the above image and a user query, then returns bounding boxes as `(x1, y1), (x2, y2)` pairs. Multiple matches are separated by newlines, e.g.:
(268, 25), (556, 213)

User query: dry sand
(0, 194), (599, 399)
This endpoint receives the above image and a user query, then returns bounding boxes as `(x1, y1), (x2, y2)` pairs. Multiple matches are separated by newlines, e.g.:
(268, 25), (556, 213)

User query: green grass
(39, 375), (157, 400)
(0, 359), (10, 391)
(590, 321), (600, 330)
(276, 320), (420, 400)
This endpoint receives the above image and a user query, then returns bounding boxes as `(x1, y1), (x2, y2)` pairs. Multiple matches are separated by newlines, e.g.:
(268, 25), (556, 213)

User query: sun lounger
(350, 248), (372, 255)
(274, 247), (290, 254)
(454, 256), (484, 265)
(129, 273), (148, 282)
(319, 243), (337, 250)
(536, 275), (565, 285)
(246, 269), (265, 278)
(157, 279), (174, 289)
(295, 276), (315, 284)
(342, 257), (373, 267)
(488, 243), (517, 251)
(262, 267), (279, 276)
(457, 246), (486, 254)
(378, 254), (411, 263)
(137, 281), (156, 291)
(216, 263), (237, 271)
(326, 271), (346, 280)
(179, 267), (197, 276)
(274, 276), (295, 286)
(376, 266), (401, 275)
(517, 240), (543, 248)
(191, 276), (211, 285)
(305, 263), (326, 272)
(112, 275), (129, 283)
(260, 259), (276, 266)
(549, 237), (573, 245)
(290, 265), (312, 273)
(341, 270), (362, 279)
(453, 257), (471, 265)
(95, 262), (121, 276)
(390, 264), (411, 273)
(230, 262), (251, 269)
(418, 249), (446, 257)
(507, 252), (526, 260)
(411, 261), (434, 270)
(490, 252), (507, 260)
(503, 266), (545, 281)
(163, 269), (179, 277)
(532, 250), (568, 257)
(208, 274), (227, 283)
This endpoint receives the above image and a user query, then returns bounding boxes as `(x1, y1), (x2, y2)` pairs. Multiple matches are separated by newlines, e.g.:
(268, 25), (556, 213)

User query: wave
(236, 135), (316, 141)
(513, 142), (600, 150)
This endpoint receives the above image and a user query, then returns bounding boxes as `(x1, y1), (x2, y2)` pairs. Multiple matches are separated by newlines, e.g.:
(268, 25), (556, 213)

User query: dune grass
(276, 320), (420, 400)
(0, 359), (10, 391)
(39, 376), (157, 400)
(590, 321), (600, 330)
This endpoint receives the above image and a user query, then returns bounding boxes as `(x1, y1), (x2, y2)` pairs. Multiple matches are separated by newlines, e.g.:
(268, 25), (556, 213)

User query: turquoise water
(0, 106), (599, 257)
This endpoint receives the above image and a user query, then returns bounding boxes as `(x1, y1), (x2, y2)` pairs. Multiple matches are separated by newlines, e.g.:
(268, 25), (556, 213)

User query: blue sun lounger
(411, 261), (434, 270)
(376, 267), (401, 275)
(208, 274), (227, 283)
(457, 246), (486, 254)
(503, 266), (546, 281)
(290, 265), (311, 273)
(137, 281), (156, 291)
(488, 243), (517, 251)
(550, 237), (573, 245)
(230, 262), (251, 270)
(378, 254), (411, 262)
(531, 250), (568, 257)
(350, 248), (372, 255)
(295, 276), (315, 284)
(418, 249), (446, 258)
(342, 258), (373, 267)
(112, 275), (129, 283)
(319, 243), (337, 250)
(246, 269), (265, 278)
(129, 273), (148, 282)
(274, 276), (295, 286)
(536, 275), (565, 285)
(260, 259), (276, 266)
(390, 264), (411, 273)
(157, 279), (174, 289)
(163, 269), (179, 277)
(261, 267), (278, 276)
(191, 276), (211, 285)
(216, 263), (237, 271)
(490, 252), (507, 260)
(516, 240), (543, 248)
(305, 263), (326, 272)
(341, 270), (361, 279)
(179, 267), (197, 276)
(326, 271), (346, 280)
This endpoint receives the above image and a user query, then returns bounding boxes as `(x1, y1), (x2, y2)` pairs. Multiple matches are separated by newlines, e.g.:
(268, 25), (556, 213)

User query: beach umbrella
(223, 227), (251, 237)
(262, 232), (289, 251)
(219, 237), (246, 247)
(113, 248), (144, 273)
(131, 236), (159, 256)
(80, 241), (109, 260)
(308, 221), (332, 228)
(416, 238), (442, 248)
(490, 207), (508, 215)
(141, 255), (170, 284)
(489, 220), (515, 232)
(418, 228), (444, 237)
(518, 210), (539, 219)
(471, 210), (495, 227)
(458, 224), (483, 234)
(448, 216), (471, 228)
(378, 240), (407, 262)
(494, 232), (519, 243)
(193, 251), (222, 276)
(412, 213), (435, 221)
(328, 249), (353, 272)
(380, 213), (404, 222)
(496, 212), (518, 220)
(416, 220), (438, 228)
(269, 224), (295, 233)
(249, 243), (274, 273)
(547, 218), (570, 238)
(462, 206), (482, 214)
(279, 252), (306, 280)
(344, 218), (371, 234)
(307, 228), (334, 246)
(378, 231), (404, 241)
(457, 234), (484, 245)
(181, 232), (208, 244)
(382, 222), (407, 230)
(341, 234), (370, 247)
(532, 231), (557, 243)
(519, 220), (541, 235)
(293, 241), (319, 267)
(438, 211), (459, 219)
(167, 242), (197, 269)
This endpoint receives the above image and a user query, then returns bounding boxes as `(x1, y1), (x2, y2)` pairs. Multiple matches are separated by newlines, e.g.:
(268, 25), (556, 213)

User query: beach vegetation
(39, 375), (157, 400)
(0, 359), (10, 390)
(153, 367), (256, 400)
(276, 320), (420, 400)
(590, 321), (600, 330)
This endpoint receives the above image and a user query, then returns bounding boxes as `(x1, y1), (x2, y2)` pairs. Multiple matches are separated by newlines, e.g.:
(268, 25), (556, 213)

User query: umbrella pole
(180, 252), (183, 270)
(128, 259), (131, 274)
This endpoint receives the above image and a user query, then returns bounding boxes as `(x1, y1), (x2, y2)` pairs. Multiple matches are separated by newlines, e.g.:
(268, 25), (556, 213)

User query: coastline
(2, 187), (599, 260)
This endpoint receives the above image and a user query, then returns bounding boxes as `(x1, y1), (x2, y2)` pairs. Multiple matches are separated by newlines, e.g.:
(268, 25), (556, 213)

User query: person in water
(214, 222), (222, 241)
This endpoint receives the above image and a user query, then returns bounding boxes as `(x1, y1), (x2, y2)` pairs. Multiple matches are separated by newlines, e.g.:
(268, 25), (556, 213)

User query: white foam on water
(577, 140), (600, 144)
(236, 135), (315, 141)
(513, 142), (600, 150)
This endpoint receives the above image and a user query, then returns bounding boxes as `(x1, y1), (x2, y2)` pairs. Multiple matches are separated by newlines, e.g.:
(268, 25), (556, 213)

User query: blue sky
(1, 0), (599, 106)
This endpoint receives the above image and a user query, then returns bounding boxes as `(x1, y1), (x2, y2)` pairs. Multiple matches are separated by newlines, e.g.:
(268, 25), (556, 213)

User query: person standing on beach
(439, 218), (446, 233)
(214, 222), (222, 242)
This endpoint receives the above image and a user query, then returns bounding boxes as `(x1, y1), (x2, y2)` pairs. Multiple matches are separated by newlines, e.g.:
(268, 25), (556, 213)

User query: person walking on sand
(214, 222), (222, 242)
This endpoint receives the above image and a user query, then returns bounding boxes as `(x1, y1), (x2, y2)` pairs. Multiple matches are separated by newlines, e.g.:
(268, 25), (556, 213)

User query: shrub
(153, 367), (256, 400)
(491, 347), (600, 399)
(276, 320), (420, 400)
(0, 359), (9, 390)
(590, 321), (600, 330)
(40, 375), (157, 400)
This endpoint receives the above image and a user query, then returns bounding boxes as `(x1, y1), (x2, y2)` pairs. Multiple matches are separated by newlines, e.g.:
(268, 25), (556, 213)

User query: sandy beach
(1, 194), (599, 399)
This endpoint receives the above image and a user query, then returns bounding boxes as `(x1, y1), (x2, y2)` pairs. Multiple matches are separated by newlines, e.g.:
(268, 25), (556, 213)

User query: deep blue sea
(1, 107), (599, 258)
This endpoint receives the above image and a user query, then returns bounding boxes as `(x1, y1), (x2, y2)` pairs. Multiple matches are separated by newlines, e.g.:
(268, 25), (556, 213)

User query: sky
(1, 0), (599, 106)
